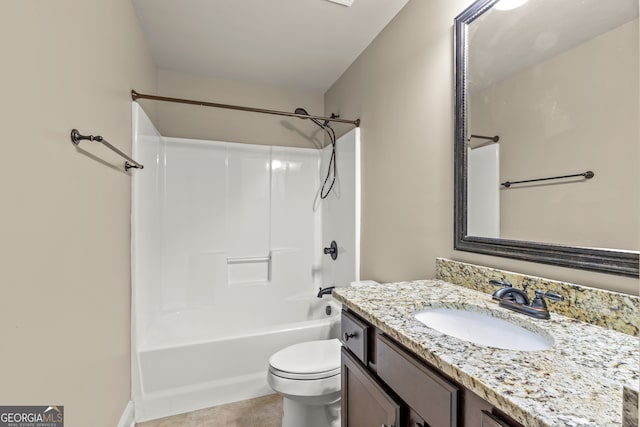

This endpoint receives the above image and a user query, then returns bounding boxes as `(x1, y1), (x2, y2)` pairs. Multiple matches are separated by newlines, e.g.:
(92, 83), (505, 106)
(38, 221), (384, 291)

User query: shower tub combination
(135, 297), (342, 421)
(131, 103), (360, 421)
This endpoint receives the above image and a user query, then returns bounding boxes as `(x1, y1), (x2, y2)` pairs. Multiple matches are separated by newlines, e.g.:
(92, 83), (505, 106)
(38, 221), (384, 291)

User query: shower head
(294, 107), (329, 129)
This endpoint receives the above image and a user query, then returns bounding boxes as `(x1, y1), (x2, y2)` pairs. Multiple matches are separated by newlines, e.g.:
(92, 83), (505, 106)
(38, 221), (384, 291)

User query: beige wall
(156, 69), (325, 148)
(470, 19), (639, 251)
(0, 1), (156, 426)
(0, 4), (636, 427)
(325, 0), (639, 295)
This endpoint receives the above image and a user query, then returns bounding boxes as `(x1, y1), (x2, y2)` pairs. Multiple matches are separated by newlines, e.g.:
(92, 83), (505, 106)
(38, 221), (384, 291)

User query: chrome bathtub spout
(317, 286), (335, 298)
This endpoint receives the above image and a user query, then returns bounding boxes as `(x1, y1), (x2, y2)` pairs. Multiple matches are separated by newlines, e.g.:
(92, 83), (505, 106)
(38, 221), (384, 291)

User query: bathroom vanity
(333, 260), (639, 427)
(340, 309), (522, 427)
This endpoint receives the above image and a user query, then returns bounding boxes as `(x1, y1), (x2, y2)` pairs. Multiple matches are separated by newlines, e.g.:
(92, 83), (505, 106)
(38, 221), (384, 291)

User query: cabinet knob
(344, 332), (357, 341)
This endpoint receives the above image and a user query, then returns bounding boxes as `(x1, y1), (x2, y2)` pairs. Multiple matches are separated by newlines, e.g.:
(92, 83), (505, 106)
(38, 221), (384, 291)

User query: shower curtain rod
(131, 90), (360, 127)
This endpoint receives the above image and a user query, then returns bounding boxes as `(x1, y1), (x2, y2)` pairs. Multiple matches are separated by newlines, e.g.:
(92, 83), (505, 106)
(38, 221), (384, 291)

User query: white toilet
(267, 338), (342, 427)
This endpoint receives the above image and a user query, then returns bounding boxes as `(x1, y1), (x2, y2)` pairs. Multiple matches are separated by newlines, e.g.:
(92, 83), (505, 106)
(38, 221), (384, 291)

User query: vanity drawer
(341, 310), (369, 364)
(376, 334), (459, 427)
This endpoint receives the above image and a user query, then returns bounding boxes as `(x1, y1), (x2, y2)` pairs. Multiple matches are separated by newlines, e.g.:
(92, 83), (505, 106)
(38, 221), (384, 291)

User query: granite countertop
(333, 280), (639, 427)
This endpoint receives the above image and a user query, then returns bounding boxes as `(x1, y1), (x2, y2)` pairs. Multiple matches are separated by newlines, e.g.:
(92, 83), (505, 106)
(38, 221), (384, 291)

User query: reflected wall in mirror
(454, 0), (640, 277)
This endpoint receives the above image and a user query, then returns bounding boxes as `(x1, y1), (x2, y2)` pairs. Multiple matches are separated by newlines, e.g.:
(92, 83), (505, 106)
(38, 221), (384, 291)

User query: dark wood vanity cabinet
(341, 347), (402, 427)
(340, 309), (524, 427)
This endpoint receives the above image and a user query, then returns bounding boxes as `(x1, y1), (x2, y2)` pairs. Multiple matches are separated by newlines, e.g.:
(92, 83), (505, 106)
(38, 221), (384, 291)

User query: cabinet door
(376, 334), (459, 427)
(341, 347), (402, 427)
(464, 390), (524, 427)
(481, 410), (518, 427)
(407, 408), (428, 427)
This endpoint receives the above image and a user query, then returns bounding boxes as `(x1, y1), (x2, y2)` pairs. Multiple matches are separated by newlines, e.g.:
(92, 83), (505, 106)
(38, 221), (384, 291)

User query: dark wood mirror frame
(453, 0), (639, 278)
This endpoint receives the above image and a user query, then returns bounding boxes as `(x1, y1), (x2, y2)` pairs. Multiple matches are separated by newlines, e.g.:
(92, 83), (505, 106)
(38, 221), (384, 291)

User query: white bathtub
(133, 296), (342, 422)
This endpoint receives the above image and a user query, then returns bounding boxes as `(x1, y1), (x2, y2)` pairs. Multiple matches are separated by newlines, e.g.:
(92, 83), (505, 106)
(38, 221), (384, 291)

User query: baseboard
(117, 400), (135, 427)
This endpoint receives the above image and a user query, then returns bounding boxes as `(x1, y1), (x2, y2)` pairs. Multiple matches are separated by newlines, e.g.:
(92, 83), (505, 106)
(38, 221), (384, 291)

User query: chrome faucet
(317, 286), (335, 298)
(490, 279), (564, 319)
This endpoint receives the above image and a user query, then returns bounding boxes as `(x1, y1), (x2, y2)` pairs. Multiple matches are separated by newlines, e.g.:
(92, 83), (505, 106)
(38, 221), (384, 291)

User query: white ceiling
(132, 0), (409, 94)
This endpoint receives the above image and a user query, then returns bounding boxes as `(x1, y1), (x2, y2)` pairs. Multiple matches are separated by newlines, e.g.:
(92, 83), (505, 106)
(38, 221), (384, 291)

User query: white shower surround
(130, 103), (360, 421)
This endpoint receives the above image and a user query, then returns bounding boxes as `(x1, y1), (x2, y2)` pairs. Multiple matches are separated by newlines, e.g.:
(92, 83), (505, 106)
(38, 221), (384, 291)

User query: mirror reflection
(465, 0), (638, 252)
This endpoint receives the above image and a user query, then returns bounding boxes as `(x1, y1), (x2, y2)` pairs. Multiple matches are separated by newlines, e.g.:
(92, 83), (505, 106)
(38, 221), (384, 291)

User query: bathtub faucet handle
(323, 240), (338, 260)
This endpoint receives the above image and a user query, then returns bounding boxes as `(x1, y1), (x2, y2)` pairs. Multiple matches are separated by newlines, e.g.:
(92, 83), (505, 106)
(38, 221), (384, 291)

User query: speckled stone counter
(333, 280), (639, 427)
(436, 258), (639, 336)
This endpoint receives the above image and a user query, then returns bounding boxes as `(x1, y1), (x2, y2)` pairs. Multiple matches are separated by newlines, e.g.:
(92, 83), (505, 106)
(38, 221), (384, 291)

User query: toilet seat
(268, 339), (341, 380)
(269, 365), (341, 380)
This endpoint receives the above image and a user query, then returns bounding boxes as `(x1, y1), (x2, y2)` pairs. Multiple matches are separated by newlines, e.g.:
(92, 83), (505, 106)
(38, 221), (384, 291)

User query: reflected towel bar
(469, 134), (500, 142)
(502, 171), (594, 188)
(71, 129), (144, 171)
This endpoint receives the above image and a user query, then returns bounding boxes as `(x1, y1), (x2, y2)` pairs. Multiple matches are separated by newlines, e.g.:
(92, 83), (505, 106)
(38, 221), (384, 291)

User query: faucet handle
(531, 290), (547, 309)
(489, 279), (512, 288)
(531, 290), (565, 309)
(539, 291), (564, 302)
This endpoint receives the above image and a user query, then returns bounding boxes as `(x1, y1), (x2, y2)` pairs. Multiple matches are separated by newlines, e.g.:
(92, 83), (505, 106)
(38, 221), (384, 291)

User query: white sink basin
(414, 307), (553, 351)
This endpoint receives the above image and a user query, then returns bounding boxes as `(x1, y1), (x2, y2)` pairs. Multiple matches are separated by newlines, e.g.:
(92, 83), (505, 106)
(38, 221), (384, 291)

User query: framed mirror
(454, 0), (639, 277)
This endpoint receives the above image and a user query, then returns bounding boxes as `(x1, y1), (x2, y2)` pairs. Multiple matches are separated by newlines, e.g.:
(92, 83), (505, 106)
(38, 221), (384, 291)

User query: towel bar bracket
(71, 129), (101, 144)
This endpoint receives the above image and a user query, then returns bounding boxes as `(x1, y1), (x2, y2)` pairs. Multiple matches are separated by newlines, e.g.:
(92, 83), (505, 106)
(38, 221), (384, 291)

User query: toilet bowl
(267, 338), (342, 427)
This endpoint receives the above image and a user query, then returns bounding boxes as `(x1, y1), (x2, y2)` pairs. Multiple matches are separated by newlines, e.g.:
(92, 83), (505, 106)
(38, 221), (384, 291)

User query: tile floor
(136, 394), (283, 427)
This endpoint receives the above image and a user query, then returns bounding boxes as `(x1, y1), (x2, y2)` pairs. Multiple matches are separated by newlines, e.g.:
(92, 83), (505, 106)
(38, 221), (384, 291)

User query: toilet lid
(269, 338), (341, 375)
